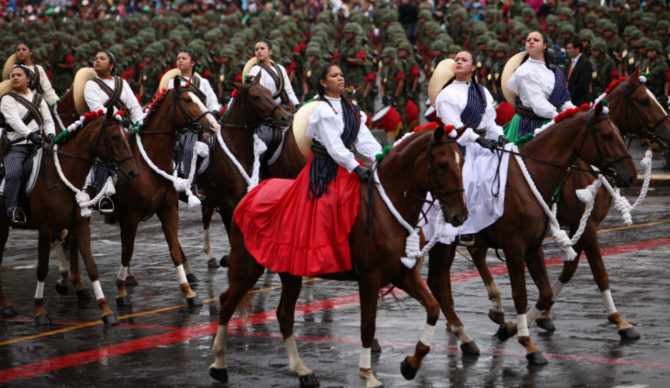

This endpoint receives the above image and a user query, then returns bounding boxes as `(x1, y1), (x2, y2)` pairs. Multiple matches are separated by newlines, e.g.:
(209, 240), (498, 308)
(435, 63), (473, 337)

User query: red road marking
(1, 237), (669, 383)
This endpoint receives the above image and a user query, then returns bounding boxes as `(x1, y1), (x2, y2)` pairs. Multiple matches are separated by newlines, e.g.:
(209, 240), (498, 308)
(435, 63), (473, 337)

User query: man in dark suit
(565, 37), (593, 106)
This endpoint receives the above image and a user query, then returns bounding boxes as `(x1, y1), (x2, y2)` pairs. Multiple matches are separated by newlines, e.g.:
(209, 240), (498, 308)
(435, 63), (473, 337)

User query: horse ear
(433, 126), (444, 140)
(595, 101), (604, 116)
(454, 124), (468, 137)
(106, 107), (114, 120)
(230, 80), (245, 90)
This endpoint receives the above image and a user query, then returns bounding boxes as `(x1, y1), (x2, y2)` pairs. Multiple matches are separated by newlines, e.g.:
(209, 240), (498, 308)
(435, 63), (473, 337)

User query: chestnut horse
(196, 75), (298, 266)
(469, 73), (670, 339)
(209, 127), (468, 387)
(0, 109), (138, 324)
(426, 103), (637, 364)
(54, 82), (216, 310)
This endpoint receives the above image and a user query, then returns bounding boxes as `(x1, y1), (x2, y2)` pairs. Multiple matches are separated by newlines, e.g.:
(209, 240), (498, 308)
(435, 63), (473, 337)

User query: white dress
(84, 76), (143, 123)
(167, 75), (221, 113)
(507, 58), (575, 118)
(249, 62), (300, 106)
(307, 96), (381, 171)
(28, 64), (59, 106)
(0, 90), (55, 144)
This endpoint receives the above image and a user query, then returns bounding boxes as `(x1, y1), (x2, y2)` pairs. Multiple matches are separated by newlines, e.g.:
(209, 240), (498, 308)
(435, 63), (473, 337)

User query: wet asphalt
(0, 190), (669, 387)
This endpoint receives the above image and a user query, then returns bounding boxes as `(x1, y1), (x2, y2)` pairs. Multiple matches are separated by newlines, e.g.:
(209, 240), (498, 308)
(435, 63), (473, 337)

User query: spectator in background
(398, 0), (418, 44)
(565, 37), (592, 106)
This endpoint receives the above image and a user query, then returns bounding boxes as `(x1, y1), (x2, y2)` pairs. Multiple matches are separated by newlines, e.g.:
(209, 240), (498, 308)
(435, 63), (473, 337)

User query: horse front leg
(66, 238), (92, 303)
(54, 239), (69, 295)
(277, 273), (318, 387)
(395, 266), (441, 381)
(0, 216), (17, 317)
(358, 275), (383, 388)
(201, 205), (219, 268)
(469, 246), (505, 324)
(427, 243), (479, 355)
(73, 219), (118, 325)
(34, 231), (53, 324)
(179, 243), (198, 284)
(156, 202), (202, 310)
(116, 214), (141, 308)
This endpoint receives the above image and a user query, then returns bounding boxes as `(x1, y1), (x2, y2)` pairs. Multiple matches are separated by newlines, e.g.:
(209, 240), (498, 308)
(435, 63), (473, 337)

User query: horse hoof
(209, 367), (228, 383)
(219, 255), (229, 267)
(76, 289), (92, 301)
(186, 273), (199, 284)
(102, 314), (119, 325)
(619, 327), (641, 341)
(125, 275), (138, 286)
(116, 296), (132, 307)
(35, 314), (52, 325)
(187, 296), (203, 308)
(400, 357), (418, 380)
(2, 306), (18, 317)
(536, 318), (556, 332)
(299, 373), (320, 388)
(55, 283), (68, 296)
(207, 258), (219, 269)
(460, 341), (480, 356)
(495, 324), (511, 342)
(488, 310), (505, 325)
(371, 338), (382, 353)
(526, 351), (548, 365)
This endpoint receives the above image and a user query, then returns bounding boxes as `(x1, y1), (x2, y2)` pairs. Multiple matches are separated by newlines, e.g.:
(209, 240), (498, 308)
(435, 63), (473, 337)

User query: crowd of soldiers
(1, 0), (668, 118)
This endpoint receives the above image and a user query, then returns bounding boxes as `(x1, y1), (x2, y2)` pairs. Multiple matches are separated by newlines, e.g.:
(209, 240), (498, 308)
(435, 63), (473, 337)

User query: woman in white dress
(249, 40), (300, 109)
(14, 41), (59, 107)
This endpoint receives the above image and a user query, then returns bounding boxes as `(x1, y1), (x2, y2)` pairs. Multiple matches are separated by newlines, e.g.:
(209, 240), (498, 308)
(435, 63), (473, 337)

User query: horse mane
(138, 88), (170, 128)
(57, 109), (112, 145)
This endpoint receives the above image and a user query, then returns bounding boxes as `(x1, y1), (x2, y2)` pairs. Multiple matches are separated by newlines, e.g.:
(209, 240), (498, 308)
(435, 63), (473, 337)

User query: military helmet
(591, 38), (607, 53)
(646, 40), (663, 53)
(381, 46), (396, 59)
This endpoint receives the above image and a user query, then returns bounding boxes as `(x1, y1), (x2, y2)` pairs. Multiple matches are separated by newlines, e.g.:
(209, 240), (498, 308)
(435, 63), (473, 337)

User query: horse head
(86, 109), (139, 181)
(573, 104), (637, 188)
(606, 68), (670, 148)
(170, 80), (217, 135)
(231, 73), (292, 129)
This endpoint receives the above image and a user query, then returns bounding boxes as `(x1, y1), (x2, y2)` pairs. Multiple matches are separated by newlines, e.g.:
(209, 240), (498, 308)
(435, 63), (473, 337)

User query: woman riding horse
(9, 41), (60, 108)
(1, 65), (55, 225)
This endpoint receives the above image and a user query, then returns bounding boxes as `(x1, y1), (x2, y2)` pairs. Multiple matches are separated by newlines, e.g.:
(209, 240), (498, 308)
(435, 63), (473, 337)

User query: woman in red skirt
(234, 64), (382, 277)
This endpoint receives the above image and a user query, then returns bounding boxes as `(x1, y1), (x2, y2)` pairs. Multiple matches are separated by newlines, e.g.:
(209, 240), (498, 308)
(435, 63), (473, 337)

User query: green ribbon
(513, 133), (534, 146)
(53, 130), (70, 145)
(375, 145), (391, 161)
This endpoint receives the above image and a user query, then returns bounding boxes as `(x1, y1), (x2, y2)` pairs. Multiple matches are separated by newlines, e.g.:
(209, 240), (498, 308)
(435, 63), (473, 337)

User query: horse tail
(235, 291), (253, 319)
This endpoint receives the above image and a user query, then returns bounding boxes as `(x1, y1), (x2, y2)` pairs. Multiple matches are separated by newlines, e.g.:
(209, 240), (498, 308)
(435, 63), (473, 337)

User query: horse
(195, 73), (299, 267)
(469, 72), (670, 339)
(425, 103), (637, 364)
(57, 82), (216, 310)
(0, 109), (139, 324)
(209, 126), (469, 387)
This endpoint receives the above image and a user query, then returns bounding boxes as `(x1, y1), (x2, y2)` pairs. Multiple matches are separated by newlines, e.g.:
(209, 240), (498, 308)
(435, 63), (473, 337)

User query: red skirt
(233, 156), (360, 277)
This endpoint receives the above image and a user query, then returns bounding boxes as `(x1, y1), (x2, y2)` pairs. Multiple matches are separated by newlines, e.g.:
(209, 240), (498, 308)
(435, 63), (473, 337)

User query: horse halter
(575, 108), (632, 180)
(619, 82), (670, 147)
(425, 138), (466, 201)
(221, 81), (284, 130)
(172, 87), (212, 134)
(95, 115), (136, 179)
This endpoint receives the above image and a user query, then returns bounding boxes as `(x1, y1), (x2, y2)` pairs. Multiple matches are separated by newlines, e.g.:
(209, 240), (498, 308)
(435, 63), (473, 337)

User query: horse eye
(640, 99), (650, 106)
(602, 132), (613, 140)
(437, 162), (449, 170)
(253, 95), (260, 100)
(185, 98), (193, 103)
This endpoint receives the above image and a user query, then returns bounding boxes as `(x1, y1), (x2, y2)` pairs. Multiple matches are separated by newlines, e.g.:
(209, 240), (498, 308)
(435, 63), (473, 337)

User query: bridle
(220, 81), (284, 130)
(172, 87), (212, 134)
(617, 81), (670, 147)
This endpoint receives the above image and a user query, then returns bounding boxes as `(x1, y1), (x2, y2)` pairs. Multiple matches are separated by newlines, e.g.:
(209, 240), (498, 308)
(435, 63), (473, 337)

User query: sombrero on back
(427, 58), (455, 107)
(242, 57), (277, 79)
(291, 100), (319, 157)
(2, 54), (17, 81)
(72, 67), (97, 115)
(157, 68), (181, 93)
(0, 79), (12, 99)
(501, 52), (527, 108)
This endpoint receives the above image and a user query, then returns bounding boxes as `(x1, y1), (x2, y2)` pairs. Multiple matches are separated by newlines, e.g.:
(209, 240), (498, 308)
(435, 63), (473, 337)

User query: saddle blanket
(0, 147), (42, 197)
(422, 142), (513, 244)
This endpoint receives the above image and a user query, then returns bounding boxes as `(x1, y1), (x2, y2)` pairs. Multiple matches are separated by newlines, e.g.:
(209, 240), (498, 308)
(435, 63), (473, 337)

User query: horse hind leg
(34, 232), (53, 324)
(180, 244), (198, 284)
(358, 277), (384, 388)
(0, 218), (17, 317)
(395, 266), (441, 381)
(66, 238), (91, 302)
(469, 246), (505, 325)
(427, 243), (479, 356)
(54, 239), (69, 295)
(276, 273), (319, 387)
(201, 205), (219, 268)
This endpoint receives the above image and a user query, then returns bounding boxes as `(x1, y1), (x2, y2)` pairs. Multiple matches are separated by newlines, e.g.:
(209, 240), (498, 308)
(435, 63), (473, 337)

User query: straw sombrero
(291, 100), (319, 157)
(427, 59), (455, 107)
(2, 54), (17, 81)
(72, 67), (97, 115)
(0, 79), (12, 99)
(242, 57), (277, 79)
(157, 69), (203, 93)
(501, 52), (528, 108)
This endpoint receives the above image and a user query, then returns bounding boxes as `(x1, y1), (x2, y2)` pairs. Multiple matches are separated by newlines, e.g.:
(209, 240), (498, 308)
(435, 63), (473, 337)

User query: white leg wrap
(92, 280), (104, 300)
(284, 335), (312, 375)
(419, 323), (436, 346)
(526, 306), (542, 325)
(552, 280), (565, 299)
(602, 290), (617, 315)
(54, 241), (67, 273)
(359, 347), (372, 369)
(517, 314), (529, 337)
(117, 265), (129, 281)
(203, 229), (214, 259)
(449, 325), (473, 343)
(486, 282), (503, 312)
(35, 281), (45, 299)
(176, 264), (187, 285)
(210, 324), (228, 369)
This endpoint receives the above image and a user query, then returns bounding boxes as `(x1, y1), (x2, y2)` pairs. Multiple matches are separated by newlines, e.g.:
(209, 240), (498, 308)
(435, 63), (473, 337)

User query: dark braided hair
(519, 31), (555, 73)
(316, 64), (357, 113)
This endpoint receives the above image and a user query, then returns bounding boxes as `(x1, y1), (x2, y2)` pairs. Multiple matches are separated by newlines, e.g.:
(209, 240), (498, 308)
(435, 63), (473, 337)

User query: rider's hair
(11, 64), (33, 79)
(178, 49), (197, 73)
(316, 64), (355, 113)
(442, 51), (486, 105)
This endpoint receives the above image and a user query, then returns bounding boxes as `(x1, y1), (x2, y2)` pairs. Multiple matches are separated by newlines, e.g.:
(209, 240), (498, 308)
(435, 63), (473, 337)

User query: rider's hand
(46, 133), (56, 144)
(27, 132), (43, 146)
(497, 135), (510, 146)
(475, 137), (497, 151)
(354, 165), (372, 183)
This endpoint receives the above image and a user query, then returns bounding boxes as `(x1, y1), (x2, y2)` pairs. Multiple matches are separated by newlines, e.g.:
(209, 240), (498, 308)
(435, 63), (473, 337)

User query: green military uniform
(49, 33), (74, 95)
(590, 38), (618, 97)
(303, 46), (322, 101)
(645, 41), (669, 105)
(218, 45), (242, 104)
(338, 23), (371, 113)
(397, 41), (421, 107)
(380, 47), (407, 136)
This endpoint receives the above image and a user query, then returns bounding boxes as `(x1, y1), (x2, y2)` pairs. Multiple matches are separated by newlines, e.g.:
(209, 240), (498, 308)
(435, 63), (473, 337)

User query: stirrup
(9, 208), (27, 226)
(97, 196), (115, 214)
(458, 234), (475, 246)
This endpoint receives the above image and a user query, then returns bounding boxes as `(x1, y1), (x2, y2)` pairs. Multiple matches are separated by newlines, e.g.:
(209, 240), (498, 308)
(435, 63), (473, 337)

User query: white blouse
(1, 90), (55, 144)
(29, 64), (59, 106)
(84, 76), (143, 123)
(435, 80), (503, 140)
(507, 58), (574, 119)
(168, 75), (221, 113)
(249, 63), (300, 106)
(306, 96), (381, 172)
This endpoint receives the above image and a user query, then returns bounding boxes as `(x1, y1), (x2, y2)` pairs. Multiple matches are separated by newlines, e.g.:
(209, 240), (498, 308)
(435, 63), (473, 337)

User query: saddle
(0, 146), (43, 220)
(257, 125), (286, 166)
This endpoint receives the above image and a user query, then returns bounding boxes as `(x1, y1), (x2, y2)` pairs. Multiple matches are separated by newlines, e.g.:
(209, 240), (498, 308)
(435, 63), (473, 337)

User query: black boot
(458, 234), (475, 246)
(9, 207), (26, 226)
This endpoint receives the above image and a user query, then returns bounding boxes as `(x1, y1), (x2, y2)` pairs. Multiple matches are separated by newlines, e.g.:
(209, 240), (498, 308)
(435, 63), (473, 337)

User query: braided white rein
(215, 130), (266, 192)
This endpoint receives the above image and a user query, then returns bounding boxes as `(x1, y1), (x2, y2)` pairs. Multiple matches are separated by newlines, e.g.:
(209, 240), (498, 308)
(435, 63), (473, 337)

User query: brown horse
(210, 127), (468, 387)
(196, 75), (298, 267)
(0, 109), (138, 323)
(470, 73), (670, 339)
(426, 103), (637, 364)
(55, 82), (216, 310)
